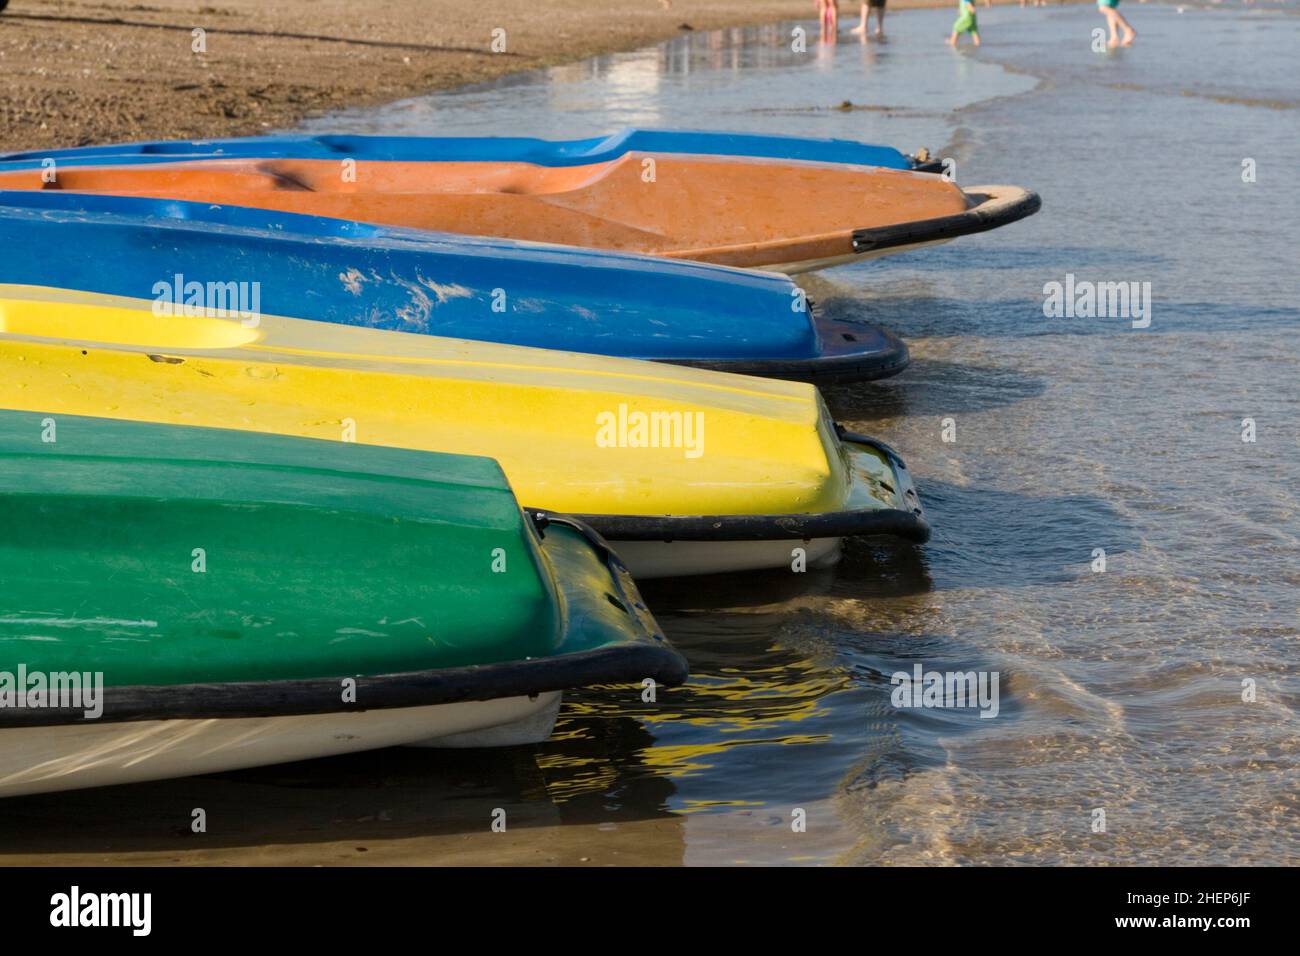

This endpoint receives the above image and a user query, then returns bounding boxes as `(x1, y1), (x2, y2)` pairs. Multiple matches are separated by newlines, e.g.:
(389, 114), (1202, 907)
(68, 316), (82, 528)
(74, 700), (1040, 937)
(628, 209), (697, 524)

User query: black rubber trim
(531, 427), (930, 545)
(532, 513), (677, 662)
(540, 507), (928, 543)
(852, 186), (1042, 254)
(836, 426), (928, 535)
(1, 517), (687, 728)
(665, 314), (910, 385)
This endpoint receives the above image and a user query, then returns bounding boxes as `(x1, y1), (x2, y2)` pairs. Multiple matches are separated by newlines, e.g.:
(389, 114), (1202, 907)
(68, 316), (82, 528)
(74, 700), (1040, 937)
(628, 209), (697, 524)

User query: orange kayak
(5, 154), (1040, 273)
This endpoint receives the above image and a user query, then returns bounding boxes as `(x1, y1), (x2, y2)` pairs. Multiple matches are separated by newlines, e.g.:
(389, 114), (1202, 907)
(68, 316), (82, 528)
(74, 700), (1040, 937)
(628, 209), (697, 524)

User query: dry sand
(1, 0), (1003, 150)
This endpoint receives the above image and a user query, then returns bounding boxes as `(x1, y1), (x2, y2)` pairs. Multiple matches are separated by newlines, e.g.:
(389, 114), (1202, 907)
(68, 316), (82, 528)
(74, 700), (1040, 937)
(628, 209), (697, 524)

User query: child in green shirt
(948, 0), (980, 47)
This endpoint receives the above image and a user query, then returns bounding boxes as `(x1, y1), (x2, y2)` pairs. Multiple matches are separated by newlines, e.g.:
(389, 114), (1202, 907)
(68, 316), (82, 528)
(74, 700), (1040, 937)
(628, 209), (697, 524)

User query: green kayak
(0, 410), (686, 797)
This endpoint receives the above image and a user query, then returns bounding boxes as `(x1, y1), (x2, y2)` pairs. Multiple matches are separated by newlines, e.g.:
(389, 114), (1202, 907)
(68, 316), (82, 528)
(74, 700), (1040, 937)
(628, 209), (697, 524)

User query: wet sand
(0, 749), (688, 866)
(0, 0), (1001, 150)
(0, 728), (855, 866)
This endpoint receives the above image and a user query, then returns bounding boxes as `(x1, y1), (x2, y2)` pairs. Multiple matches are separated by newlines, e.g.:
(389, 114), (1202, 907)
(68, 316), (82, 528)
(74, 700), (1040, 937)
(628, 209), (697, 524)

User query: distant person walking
(948, 0), (981, 47)
(1098, 0), (1137, 47)
(850, 0), (887, 39)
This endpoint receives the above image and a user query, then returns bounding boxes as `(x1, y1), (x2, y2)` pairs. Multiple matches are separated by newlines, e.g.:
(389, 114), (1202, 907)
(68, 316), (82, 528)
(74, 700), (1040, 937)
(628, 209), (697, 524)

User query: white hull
(0, 692), (561, 798)
(615, 536), (842, 579)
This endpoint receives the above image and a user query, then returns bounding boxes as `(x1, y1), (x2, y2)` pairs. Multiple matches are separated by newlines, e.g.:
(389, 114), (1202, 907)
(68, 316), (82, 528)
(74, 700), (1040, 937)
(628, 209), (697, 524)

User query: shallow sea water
(7, 2), (1296, 866)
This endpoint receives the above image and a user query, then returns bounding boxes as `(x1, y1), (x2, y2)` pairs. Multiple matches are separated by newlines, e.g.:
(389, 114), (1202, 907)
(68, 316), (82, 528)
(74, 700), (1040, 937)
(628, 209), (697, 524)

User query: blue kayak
(0, 190), (906, 383)
(0, 128), (933, 172)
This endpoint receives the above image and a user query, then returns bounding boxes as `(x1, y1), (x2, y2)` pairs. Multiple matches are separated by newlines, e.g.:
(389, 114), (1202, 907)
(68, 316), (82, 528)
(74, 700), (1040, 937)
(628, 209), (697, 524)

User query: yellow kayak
(0, 286), (928, 576)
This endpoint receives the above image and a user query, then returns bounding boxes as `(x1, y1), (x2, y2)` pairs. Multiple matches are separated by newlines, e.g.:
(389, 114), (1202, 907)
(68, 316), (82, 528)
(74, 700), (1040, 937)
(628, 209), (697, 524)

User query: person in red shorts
(817, 0), (839, 34)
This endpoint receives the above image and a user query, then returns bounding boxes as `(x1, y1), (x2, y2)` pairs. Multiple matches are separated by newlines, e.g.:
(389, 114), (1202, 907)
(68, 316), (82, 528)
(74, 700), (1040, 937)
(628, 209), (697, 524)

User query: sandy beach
(0, 0), (1039, 150)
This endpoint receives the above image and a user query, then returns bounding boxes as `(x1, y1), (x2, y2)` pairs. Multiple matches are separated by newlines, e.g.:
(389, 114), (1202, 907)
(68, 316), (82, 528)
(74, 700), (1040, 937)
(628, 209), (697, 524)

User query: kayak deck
(0, 127), (920, 170)
(0, 410), (684, 694)
(0, 153), (1001, 272)
(0, 285), (862, 519)
(0, 189), (909, 382)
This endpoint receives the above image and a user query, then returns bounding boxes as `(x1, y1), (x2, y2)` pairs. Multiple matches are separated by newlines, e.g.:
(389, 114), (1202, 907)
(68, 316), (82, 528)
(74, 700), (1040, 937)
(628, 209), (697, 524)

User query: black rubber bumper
(540, 426), (930, 545)
(666, 310), (910, 385)
(852, 184), (1042, 255)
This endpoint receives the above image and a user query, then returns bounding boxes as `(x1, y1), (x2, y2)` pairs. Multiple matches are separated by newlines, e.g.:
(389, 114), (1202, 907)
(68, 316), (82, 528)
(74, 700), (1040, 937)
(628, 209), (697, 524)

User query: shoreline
(2, 0), (1072, 150)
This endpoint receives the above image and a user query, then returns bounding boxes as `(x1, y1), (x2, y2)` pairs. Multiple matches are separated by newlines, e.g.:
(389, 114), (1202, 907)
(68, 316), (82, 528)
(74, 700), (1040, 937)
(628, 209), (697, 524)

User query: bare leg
(875, 7), (885, 37)
(972, 30), (981, 46)
(947, 31), (958, 46)
(1102, 7), (1120, 47)
(851, 2), (868, 33)
(1114, 9), (1137, 44)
